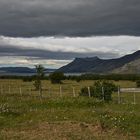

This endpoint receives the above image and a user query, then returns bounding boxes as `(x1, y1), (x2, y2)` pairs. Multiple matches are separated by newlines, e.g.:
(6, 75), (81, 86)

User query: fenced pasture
(0, 79), (140, 104)
(0, 79), (140, 139)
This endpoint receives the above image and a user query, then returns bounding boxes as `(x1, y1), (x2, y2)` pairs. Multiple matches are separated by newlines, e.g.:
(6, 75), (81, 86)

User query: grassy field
(0, 79), (140, 140)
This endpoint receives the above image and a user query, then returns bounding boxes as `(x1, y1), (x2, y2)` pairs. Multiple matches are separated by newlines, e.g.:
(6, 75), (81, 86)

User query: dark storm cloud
(0, 44), (119, 60)
(0, 0), (140, 37)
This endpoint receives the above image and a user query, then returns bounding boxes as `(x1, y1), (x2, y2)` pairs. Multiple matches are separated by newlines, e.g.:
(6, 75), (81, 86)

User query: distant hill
(0, 67), (56, 75)
(57, 50), (140, 74)
(0, 67), (35, 74)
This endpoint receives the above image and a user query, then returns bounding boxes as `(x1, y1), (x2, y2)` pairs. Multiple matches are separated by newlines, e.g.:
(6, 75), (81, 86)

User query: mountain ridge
(57, 50), (140, 73)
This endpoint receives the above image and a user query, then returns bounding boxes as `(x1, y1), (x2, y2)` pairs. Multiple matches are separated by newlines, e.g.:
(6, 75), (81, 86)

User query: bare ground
(0, 121), (135, 140)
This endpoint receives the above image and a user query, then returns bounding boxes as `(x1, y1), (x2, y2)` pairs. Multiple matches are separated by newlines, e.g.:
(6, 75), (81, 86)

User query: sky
(0, 0), (140, 68)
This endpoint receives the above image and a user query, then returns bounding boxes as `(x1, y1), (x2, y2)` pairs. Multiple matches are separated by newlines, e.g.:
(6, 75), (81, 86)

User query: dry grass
(0, 121), (135, 140)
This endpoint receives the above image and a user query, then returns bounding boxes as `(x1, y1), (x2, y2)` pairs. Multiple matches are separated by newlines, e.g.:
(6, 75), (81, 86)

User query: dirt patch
(0, 121), (135, 140)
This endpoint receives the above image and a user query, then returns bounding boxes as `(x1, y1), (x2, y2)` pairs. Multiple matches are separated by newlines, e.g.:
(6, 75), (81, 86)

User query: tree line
(1, 73), (140, 81)
(1, 65), (140, 82)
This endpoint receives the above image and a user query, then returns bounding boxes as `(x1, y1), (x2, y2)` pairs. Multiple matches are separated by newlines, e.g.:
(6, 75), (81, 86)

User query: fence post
(0, 85), (3, 94)
(73, 87), (76, 97)
(49, 87), (51, 96)
(88, 87), (91, 97)
(102, 86), (104, 101)
(39, 87), (42, 98)
(9, 86), (11, 94)
(133, 92), (136, 104)
(60, 86), (62, 97)
(118, 86), (121, 104)
(29, 87), (31, 96)
(19, 87), (22, 96)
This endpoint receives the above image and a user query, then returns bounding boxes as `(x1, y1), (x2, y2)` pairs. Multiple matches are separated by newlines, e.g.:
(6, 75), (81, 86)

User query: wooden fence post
(49, 87), (51, 96)
(133, 92), (136, 104)
(118, 86), (121, 104)
(29, 87), (31, 96)
(19, 87), (22, 96)
(60, 86), (62, 97)
(73, 87), (76, 97)
(9, 86), (11, 94)
(0, 85), (3, 94)
(88, 87), (91, 97)
(39, 87), (42, 98)
(102, 86), (104, 101)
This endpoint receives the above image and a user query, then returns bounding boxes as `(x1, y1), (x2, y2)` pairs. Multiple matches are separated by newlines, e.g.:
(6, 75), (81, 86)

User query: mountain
(112, 58), (140, 74)
(57, 50), (140, 73)
(0, 67), (35, 74)
(0, 67), (56, 75)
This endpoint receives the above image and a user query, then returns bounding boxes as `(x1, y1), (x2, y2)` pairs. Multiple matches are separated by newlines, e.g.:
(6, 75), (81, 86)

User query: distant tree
(34, 64), (45, 97)
(49, 72), (65, 84)
(75, 77), (81, 83)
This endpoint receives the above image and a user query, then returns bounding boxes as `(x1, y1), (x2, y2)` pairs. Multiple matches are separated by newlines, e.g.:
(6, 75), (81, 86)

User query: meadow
(0, 79), (140, 140)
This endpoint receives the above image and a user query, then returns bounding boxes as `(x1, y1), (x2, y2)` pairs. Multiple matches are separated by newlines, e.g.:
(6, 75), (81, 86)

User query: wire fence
(0, 84), (140, 104)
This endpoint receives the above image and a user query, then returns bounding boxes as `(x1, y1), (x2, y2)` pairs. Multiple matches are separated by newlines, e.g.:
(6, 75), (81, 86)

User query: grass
(0, 79), (140, 139)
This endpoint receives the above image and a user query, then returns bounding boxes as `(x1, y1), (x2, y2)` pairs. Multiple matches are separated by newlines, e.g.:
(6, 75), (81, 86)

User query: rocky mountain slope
(112, 58), (140, 74)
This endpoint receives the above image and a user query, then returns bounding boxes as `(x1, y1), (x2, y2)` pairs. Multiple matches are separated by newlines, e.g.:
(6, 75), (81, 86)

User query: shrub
(49, 72), (65, 84)
(75, 77), (81, 83)
(79, 80), (117, 102)
(33, 64), (45, 96)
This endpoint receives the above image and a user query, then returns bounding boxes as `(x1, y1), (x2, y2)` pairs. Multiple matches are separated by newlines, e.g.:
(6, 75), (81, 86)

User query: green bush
(75, 77), (81, 83)
(79, 80), (117, 102)
(49, 72), (65, 84)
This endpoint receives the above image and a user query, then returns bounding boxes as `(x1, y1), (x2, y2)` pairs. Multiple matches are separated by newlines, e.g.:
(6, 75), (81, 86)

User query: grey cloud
(0, 44), (119, 60)
(0, 0), (140, 37)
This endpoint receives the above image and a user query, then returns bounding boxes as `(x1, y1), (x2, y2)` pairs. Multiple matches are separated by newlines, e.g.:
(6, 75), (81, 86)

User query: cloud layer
(0, 35), (140, 68)
(0, 0), (140, 37)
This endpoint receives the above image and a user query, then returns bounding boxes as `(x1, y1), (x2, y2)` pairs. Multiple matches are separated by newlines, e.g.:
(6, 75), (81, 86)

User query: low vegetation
(49, 72), (65, 84)
(80, 80), (117, 102)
